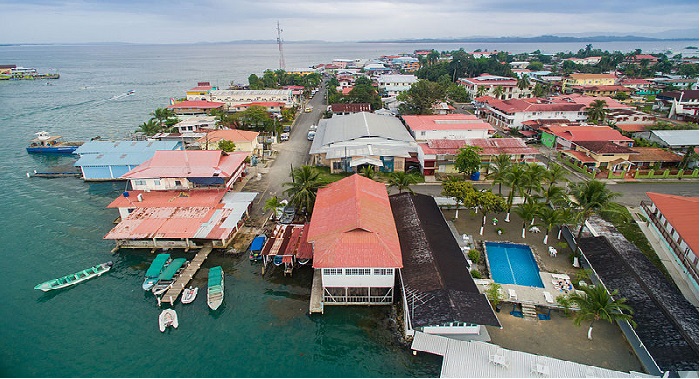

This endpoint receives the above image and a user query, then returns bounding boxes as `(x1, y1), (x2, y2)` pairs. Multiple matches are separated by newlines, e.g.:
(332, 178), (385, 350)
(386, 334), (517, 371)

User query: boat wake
(110, 90), (136, 100)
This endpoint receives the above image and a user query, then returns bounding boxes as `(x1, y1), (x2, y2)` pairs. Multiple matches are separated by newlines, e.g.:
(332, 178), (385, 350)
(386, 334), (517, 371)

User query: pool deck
(473, 272), (579, 310)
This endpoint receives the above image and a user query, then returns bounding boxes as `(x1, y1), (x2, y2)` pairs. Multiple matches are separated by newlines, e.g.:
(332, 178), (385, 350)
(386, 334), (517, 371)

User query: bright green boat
(151, 258), (188, 295)
(34, 262), (113, 292)
(207, 266), (224, 310)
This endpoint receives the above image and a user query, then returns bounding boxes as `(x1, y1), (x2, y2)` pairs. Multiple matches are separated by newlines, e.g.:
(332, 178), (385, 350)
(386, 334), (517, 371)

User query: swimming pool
(485, 242), (544, 288)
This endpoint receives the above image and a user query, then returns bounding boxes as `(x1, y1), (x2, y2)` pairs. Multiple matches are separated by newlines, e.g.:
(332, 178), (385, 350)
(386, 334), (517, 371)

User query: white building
(208, 89), (295, 108)
(474, 96), (587, 129)
(458, 73), (531, 100)
(376, 74), (418, 96)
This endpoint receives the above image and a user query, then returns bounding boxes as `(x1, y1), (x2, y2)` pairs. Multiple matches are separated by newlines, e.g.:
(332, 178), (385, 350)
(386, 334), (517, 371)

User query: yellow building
(198, 129), (260, 154)
(562, 73), (616, 93)
(564, 140), (635, 170)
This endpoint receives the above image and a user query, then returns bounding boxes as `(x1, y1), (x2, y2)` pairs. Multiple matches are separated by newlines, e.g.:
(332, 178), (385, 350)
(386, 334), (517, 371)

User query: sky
(0, 0), (698, 44)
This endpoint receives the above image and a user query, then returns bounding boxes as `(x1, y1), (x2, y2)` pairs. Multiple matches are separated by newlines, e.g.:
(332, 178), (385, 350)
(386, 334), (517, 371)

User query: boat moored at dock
(207, 266), (224, 310)
(249, 235), (266, 261)
(142, 253), (171, 291)
(27, 131), (83, 154)
(181, 286), (198, 304)
(151, 258), (188, 295)
(34, 261), (113, 291)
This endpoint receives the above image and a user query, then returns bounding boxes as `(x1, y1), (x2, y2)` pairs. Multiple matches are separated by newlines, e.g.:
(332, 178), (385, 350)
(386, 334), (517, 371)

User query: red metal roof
(402, 114), (494, 131)
(617, 124), (650, 133)
(646, 192), (699, 257)
(562, 150), (597, 163)
(308, 174), (402, 269)
(167, 100), (225, 109)
(198, 129), (259, 144)
(419, 138), (538, 156)
(541, 125), (633, 143)
(122, 150), (248, 179)
(107, 189), (226, 209)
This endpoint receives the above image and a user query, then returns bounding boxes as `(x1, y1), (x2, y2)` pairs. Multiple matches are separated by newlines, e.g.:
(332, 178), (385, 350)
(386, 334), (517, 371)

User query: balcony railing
(640, 201), (698, 282)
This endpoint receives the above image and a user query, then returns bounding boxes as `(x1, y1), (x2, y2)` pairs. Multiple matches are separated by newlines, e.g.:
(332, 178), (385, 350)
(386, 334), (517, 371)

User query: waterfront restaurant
(308, 174), (403, 306)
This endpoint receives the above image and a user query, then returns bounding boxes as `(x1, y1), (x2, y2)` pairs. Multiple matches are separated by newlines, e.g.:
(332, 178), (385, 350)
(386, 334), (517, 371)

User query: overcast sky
(1, 0), (698, 44)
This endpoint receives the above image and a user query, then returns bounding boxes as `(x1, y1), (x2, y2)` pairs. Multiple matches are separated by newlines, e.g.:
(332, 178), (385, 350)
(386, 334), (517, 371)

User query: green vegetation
(217, 139), (236, 152)
(283, 166), (329, 214)
(454, 145), (483, 175)
(468, 249), (481, 264)
(470, 269), (482, 279)
(485, 283), (503, 308)
(568, 285), (636, 340)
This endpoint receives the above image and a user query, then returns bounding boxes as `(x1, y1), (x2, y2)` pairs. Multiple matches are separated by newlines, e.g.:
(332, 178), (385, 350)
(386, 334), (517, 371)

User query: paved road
(241, 83), (326, 224)
(397, 180), (698, 207)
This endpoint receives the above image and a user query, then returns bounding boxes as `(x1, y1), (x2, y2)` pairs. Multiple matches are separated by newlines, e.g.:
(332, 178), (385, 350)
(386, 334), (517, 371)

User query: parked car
(279, 206), (296, 224)
(283, 125), (291, 133)
(280, 132), (289, 141)
(305, 107), (312, 113)
(307, 131), (316, 141)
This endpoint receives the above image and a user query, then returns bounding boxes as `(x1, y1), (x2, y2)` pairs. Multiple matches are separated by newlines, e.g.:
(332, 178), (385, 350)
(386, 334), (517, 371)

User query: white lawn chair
(508, 288), (518, 301)
(543, 291), (554, 304)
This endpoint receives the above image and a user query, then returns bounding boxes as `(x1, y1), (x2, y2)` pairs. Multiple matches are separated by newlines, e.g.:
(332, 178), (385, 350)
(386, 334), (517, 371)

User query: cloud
(0, 0), (697, 43)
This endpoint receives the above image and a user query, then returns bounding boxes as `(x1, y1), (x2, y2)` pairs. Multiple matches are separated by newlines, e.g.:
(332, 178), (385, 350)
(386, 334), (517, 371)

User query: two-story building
(376, 74), (417, 97)
(561, 73), (617, 93)
(540, 125), (633, 150)
(167, 100), (226, 118)
(475, 96), (587, 129)
(402, 114), (495, 141)
(309, 174), (403, 306)
(458, 73), (531, 100)
(197, 129), (260, 154)
(186, 82), (217, 101)
(208, 89), (295, 109)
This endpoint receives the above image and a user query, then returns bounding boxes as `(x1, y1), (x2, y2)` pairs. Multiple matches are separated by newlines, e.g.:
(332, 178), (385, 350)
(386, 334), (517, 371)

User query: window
(373, 268), (393, 275)
(154, 180), (161, 186)
(345, 268), (371, 275)
(323, 268), (342, 275)
(175, 180), (182, 187)
(134, 180), (146, 186)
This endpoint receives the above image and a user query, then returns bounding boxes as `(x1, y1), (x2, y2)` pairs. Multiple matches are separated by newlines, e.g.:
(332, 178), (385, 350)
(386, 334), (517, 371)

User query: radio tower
(276, 21), (286, 70)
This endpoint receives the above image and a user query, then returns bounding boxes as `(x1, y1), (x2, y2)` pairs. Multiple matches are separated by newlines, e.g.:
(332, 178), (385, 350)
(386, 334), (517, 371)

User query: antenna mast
(277, 21), (286, 70)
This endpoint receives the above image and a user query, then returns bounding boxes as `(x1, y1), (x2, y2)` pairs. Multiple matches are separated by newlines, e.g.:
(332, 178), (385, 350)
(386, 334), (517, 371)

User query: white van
(307, 131), (316, 141)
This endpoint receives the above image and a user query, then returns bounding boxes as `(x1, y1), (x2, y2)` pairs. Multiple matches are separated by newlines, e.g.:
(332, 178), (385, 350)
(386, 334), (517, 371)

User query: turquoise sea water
(0, 40), (692, 377)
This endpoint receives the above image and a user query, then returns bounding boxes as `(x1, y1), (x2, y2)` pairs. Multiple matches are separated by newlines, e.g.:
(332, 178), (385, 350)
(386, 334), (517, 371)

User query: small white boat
(158, 309), (178, 332)
(207, 266), (224, 310)
(181, 286), (198, 304)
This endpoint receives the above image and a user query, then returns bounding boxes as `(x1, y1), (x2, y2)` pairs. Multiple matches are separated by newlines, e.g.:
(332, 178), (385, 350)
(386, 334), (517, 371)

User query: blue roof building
(74, 140), (183, 181)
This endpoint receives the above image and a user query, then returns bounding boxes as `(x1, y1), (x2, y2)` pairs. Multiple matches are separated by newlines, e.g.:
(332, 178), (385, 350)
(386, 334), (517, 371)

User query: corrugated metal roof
(107, 189), (226, 209)
(411, 332), (647, 378)
(646, 192), (698, 256)
(74, 152), (156, 167)
(121, 150), (247, 179)
(74, 140), (182, 155)
(650, 130), (700, 147)
(309, 174), (402, 269)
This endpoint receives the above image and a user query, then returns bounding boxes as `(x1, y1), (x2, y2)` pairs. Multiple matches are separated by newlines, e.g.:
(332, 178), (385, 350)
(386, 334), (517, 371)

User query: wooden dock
(158, 244), (213, 306)
(309, 268), (324, 314)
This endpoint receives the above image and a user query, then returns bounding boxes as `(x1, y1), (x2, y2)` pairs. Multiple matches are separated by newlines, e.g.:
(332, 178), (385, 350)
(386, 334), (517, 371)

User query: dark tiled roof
(574, 140), (636, 154)
(579, 236), (698, 372)
(389, 192), (501, 328)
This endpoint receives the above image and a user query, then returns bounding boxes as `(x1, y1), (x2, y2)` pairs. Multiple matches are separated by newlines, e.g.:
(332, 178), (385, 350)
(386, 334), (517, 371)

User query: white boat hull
(181, 287), (198, 304)
(159, 309), (178, 332)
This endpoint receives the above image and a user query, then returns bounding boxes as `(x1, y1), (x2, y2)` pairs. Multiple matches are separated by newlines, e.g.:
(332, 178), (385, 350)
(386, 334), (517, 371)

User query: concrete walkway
(628, 207), (699, 307)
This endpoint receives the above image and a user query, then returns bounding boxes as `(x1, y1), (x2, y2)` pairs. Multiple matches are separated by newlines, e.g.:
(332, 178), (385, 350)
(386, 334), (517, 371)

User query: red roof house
(308, 174), (402, 269)
(646, 193), (699, 259)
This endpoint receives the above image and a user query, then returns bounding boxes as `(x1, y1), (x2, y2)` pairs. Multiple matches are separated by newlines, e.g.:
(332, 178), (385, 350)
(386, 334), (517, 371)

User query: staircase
(521, 302), (538, 320)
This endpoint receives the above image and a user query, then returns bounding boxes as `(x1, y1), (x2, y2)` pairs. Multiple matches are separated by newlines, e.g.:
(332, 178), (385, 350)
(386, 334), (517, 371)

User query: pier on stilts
(158, 243), (213, 306)
(309, 268), (324, 314)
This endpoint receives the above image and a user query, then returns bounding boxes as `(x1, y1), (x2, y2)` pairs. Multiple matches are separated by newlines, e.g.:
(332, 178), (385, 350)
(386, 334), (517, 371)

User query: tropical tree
(516, 74), (530, 97)
(522, 163), (547, 196)
(487, 154), (512, 195)
(471, 190), (507, 235)
(137, 119), (161, 136)
(543, 162), (568, 188)
(442, 178), (476, 218)
(503, 164), (526, 222)
(476, 85), (487, 97)
(359, 165), (376, 180)
(568, 285), (636, 340)
(532, 82), (545, 98)
(387, 171), (419, 194)
(569, 180), (621, 238)
(485, 282), (504, 309)
(151, 107), (176, 127)
(542, 184), (569, 207)
(454, 145), (483, 176)
(283, 166), (326, 214)
(263, 196), (285, 221)
(514, 196), (542, 238)
(493, 85), (505, 100)
(537, 206), (570, 244)
(586, 99), (609, 125)
(218, 139), (236, 153)
(397, 79), (445, 115)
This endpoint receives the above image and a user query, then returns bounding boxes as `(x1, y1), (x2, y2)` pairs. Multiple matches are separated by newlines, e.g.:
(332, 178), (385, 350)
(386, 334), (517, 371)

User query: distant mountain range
(360, 34), (699, 44)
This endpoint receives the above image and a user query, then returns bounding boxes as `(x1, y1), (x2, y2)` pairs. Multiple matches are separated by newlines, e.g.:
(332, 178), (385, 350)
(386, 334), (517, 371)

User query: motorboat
(207, 266), (224, 310)
(158, 309), (178, 332)
(151, 258), (188, 295)
(142, 253), (171, 291)
(181, 286), (198, 304)
(248, 235), (266, 261)
(26, 131), (83, 154)
(34, 261), (112, 291)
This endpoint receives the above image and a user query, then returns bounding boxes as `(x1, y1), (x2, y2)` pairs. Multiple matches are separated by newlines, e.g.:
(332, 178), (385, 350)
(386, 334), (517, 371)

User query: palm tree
(516, 74), (530, 97)
(522, 163), (546, 196)
(283, 166), (326, 214)
(503, 164), (526, 222)
(359, 166), (376, 180)
(387, 171), (418, 194)
(586, 99), (609, 125)
(532, 82), (545, 98)
(151, 107), (176, 127)
(263, 196), (285, 221)
(537, 206), (570, 244)
(137, 119), (161, 136)
(476, 85), (487, 97)
(487, 154), (512, 195)
(569, 285), (636, 340)
(569, 180), (621, 238)
(543, 162), (568, 188)
(542, 184), (568, 207)
(493, 85), (505, 100)
(514, 197), (542, 238)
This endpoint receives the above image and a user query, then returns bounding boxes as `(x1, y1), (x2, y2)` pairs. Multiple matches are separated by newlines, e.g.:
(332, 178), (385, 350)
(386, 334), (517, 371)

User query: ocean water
(0, 40), (693, 377)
